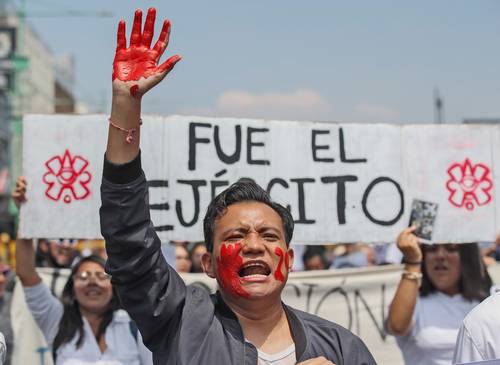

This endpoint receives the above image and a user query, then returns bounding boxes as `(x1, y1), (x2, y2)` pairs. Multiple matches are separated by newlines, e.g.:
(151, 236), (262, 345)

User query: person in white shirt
(453, 291), (500, 364)
(13, 177), (152, 365)
(386, 227), (492, 365)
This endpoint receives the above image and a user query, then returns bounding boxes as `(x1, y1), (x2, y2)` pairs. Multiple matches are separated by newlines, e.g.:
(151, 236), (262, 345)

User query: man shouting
(100, 8), (377, 365)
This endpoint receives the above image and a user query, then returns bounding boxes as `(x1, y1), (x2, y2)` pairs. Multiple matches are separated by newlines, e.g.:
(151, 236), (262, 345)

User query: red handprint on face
(217, 242), (249, 298)
(112, 8), (182, 97)
(446, 158), (493, 211)
(43, 150), (92, 204)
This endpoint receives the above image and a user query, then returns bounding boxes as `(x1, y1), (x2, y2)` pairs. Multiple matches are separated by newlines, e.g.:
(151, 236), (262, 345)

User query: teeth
(243, 262), (266, 269)
(244, 274), (267, 277)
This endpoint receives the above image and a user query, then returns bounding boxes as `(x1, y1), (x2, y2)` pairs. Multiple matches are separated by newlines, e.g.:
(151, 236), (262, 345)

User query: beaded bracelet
(108, 118), (143, 144)
(401, 271), (423, 285)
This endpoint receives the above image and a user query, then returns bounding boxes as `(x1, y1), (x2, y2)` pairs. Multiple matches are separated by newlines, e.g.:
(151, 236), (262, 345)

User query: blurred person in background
(332, 243), (376, 269)
(13, 177), (153, 365)
(386, 226), (492, 365)
(480, 232), (500, 266)
(302, 246), (330, 271)
(175, 243), (192, 273)
(36, 238), (80, 269)
(0, 263), (13, 365)
(189, 241), (206, 273)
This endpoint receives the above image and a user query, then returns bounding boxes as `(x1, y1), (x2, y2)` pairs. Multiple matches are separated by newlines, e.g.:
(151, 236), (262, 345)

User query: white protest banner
(20, 114), (500, 243)
(11, 263), (500, 365)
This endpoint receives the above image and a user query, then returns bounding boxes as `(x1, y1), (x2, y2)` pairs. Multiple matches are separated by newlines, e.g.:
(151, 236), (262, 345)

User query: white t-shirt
(257, 343), (296, 365)
(24, 282), (152, 365)
(453, 292), (500, 364)
(395, 292), (478, 365)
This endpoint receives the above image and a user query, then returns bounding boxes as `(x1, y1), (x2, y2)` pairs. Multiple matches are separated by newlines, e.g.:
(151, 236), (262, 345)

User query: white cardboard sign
(20, 114), (500, 243)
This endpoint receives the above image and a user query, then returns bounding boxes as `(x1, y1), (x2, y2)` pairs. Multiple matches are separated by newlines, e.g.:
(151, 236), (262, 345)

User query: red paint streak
(42, 150), (92, 204)
(217, 243), (249, 298)
(274, 248), (289, 282)
(112, 8), (182, 82)
(130, 84), (139, 97)
(446, 158), (493, 211)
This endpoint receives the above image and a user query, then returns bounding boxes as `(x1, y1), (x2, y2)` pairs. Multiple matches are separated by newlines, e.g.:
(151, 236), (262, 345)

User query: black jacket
(100, 153), (377, 365)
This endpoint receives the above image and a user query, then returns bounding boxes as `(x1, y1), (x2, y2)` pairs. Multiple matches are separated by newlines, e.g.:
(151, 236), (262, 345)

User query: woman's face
(304, 255), (326, 271)
(73, 261), (113, 314)
(175, 245), (192, 273)
(424, 244), (462, 296)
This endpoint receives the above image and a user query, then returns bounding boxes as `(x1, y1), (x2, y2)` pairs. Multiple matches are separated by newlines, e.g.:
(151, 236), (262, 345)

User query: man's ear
(201, 252), (216, 278)
(287, 248), (294, 271)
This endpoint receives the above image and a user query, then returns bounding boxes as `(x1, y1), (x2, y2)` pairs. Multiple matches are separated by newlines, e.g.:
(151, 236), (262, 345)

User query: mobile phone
(408, 199), (438, 243)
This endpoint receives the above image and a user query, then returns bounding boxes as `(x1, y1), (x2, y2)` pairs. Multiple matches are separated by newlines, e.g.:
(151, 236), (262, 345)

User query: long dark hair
(53, 255), (121, 353)
(420, 243), (492, 301)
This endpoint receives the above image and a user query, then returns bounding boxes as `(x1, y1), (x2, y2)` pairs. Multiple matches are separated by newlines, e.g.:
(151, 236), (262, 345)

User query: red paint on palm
(274, 247), (289, 282)
(112, 8), (181, 83)
(217, 243), (249, 298)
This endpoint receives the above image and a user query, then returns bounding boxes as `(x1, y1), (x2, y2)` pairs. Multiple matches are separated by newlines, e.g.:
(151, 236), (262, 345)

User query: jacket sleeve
(100, 152), (187, 352)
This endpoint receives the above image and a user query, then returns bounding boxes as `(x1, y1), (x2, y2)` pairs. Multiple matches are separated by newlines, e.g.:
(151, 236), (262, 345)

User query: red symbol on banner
(43, 150), (92, 204)
(446, 158), (493, 211)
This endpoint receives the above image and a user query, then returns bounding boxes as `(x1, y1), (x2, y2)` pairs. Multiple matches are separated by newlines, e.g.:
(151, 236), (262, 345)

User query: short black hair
(420, 242), (492, 301)
(203, 179), (294, 253)
(302, 245), (330, 269)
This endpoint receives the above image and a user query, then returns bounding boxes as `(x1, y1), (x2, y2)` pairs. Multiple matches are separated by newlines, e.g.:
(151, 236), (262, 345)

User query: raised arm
(386, 227), (423, 336)
(12, 176), (63, 343)
(101, 8), (185, 352)
(107, 7), (181, 164)
(12, 176), (41, 287)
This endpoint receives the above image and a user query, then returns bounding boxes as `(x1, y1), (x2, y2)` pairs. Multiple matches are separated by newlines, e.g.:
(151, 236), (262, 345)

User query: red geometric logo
(42, 149), (92, 204)
(446, 158), (493, 211)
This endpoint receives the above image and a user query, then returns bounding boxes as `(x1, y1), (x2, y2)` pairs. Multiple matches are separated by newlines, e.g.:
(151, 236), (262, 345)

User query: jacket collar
(212, 291), (307, 359)
(283, 304), (307, 359)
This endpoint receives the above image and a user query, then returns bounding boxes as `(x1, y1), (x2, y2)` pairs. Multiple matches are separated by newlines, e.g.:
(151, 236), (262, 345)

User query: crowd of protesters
(1, 161), (499, 365)
(0, 176), (499, 364)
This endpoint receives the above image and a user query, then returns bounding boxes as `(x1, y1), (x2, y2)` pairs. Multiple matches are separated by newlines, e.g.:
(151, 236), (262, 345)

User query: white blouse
(396, 292), (478, 365)
(24, 282), (152, 365)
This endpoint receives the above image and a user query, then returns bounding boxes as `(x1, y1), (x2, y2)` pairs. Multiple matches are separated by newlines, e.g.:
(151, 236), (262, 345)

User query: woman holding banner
(386, 226), (492, 365)
(12, 177), (153, 365)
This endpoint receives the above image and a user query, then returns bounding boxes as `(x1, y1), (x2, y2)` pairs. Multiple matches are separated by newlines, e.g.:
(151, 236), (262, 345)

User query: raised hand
(112, 8), (182, 98)
(11, 176), (27, 209)
(397, 226), (423, 264)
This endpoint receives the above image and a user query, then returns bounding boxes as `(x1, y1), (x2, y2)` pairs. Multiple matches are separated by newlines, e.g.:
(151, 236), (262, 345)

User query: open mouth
(433, 264), (448, 272)
(84, 288), (103, 297)
(238, 260), (271, 278)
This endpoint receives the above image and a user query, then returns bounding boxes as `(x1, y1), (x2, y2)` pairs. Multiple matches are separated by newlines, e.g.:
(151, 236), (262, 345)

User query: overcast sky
(18, 0), (500, 123)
